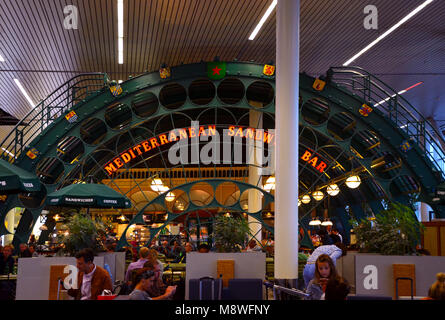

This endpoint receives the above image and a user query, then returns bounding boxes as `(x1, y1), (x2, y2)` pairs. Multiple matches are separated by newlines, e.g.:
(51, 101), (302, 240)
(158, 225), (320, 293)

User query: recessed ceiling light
(344, 0), (434, 66)
(118, 0), (124, 64)
(248, 0), (277, 41)
(14, 79), (35, 107)
(0, 54), (5, 62)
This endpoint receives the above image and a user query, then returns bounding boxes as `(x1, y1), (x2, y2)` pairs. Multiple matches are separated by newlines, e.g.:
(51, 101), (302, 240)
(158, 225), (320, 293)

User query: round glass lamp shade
(345, 175), (361, 189)
(312, 190), (324, 201)
(263, 176), (275, 191)
(301, 194), (311, 204)
(150, 178), (164, 192)
(165, 192), (175, 202)
(309, 218), (322, 226)
(326, 184), (340, 196)
(321, 219), (333, 226)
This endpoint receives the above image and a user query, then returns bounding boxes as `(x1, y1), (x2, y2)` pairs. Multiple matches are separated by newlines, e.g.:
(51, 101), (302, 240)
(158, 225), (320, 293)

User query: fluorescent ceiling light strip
(118, 0), (124, 64)
(14, 79), (35, 107)
(1, 148), (16, 159)
(248, 0), (277, 40)
(344, 0), (434, 66)
(375, 81), (423, 106)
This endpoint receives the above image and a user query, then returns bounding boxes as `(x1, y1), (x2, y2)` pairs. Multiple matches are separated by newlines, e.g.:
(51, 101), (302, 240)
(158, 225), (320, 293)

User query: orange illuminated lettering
(133, 145), (143, 155)
(189, 127), (197, 138)
(208, 125), (216, 136)
(308, 157), (318, 167)
(179, 129), (188, 140)
(121, 153), (131, 163)
(159, 134), (168, 145)
(235, 127), (244, 138)
(245, 128), (254, 140)
(105, 163), (117, 175)
(142, 141), (151, 152)
(150, 138), (160, 149)
(316, 162), (327, 173)
(114, 158), (124, 169)
(169, 131), (178, 142)
(199, 126), (207, 136)
(255, 130), (263, 141)
(301, 151), (312, 161)
(263, 132), (274, 144)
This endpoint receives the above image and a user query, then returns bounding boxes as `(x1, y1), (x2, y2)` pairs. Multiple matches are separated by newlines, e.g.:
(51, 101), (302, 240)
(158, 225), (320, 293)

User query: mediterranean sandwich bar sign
(103, 125), (275, 176)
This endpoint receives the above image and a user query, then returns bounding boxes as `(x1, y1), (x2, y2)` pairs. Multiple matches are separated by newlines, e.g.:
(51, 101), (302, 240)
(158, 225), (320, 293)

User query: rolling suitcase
(198, 276), (222, 300)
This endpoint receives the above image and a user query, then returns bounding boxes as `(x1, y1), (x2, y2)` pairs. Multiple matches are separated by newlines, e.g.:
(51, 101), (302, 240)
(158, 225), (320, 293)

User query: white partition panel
(16, 256), (104, 300)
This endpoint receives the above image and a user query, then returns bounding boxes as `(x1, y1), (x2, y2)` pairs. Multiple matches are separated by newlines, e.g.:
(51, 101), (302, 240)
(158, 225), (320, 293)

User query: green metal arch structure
(0, 62), (444, 250)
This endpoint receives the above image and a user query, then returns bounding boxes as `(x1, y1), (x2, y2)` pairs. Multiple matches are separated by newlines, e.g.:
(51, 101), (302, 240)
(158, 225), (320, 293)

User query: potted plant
(212, 215), (250, 253)
(58, 212), (107, 256)
(350, 201), (424, 255)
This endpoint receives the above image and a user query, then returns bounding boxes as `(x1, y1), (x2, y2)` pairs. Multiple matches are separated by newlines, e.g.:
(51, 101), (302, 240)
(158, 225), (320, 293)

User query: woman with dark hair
(303, 242), (347, 288)
(305, 254), (341, 300)
(129, 269), (176, 300)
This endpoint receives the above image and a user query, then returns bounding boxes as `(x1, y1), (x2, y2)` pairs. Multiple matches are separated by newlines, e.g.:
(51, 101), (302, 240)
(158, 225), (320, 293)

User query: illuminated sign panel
(300, 150), (327, 173)
(103, 125), (275, 176)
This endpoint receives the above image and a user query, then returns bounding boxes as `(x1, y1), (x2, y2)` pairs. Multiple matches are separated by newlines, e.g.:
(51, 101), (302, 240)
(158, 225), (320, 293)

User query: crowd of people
(1, 227), (444, 301)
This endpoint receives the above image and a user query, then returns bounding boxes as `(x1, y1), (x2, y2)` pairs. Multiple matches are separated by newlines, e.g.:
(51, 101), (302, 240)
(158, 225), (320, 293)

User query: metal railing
(0, 73), (109, 162)
(328, 66), (445, 180)
(263, 281), (309, 300)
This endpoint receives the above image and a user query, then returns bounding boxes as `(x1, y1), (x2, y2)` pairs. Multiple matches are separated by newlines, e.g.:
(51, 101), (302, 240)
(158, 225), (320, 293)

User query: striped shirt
(306, 245), (343, 265)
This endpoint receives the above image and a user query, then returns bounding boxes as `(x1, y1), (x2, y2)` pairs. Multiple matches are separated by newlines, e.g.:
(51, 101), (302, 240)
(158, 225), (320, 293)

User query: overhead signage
(103, 125), (275, 176)
(300, 150), (327, 173)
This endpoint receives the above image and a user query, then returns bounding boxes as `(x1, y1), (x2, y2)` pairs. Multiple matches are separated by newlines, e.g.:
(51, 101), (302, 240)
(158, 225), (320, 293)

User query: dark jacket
(67, 265), (113, 300)
(19, 249), (32, 258)
(0, 254), (15, 275)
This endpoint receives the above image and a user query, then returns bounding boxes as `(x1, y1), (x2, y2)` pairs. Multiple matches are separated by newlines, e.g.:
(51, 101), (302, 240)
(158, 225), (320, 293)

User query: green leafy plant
(350, 202), (424, 255)
(59, 212), (107, 256)
(212, 215), (250, 253)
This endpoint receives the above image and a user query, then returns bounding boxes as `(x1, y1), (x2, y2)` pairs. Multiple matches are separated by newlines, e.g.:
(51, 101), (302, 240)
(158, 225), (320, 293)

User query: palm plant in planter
(58, 212), (107, 256)
(212, 215), (250, 253)
(350, 202), (424, 255)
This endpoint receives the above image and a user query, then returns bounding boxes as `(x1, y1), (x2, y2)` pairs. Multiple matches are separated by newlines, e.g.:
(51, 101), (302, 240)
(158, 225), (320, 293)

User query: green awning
(0, 158), (41, 193)
(46, 183), (132, 209)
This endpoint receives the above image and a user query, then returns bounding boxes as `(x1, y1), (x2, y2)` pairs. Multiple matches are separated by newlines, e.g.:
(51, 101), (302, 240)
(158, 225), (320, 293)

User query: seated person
(171, 241), (186, 262)
(67, 248), (113, 300)
(19, 243), (32, 258)
(157, 241), (171, 258)
(178, 242), (194, 263)
(425, 272), (445, 300)
(141, 261), (166, 298)
(245, 239), (262, 252)
(129, 270), (176, 300)
(197, 243), (210, 253)
(324, 277), (350, 300)
(28, 245), (39, 257)
(0, 245), (15, 275)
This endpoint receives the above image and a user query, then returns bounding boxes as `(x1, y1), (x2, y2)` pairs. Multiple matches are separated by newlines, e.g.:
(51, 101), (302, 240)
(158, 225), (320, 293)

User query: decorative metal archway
(0, 62), (443, 250)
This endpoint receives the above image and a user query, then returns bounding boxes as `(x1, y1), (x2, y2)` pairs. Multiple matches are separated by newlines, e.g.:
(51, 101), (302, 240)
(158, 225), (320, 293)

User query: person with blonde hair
(147, 248), (164, 277)
(125, 246), (150, 282)
(427, 273), (445, 300)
